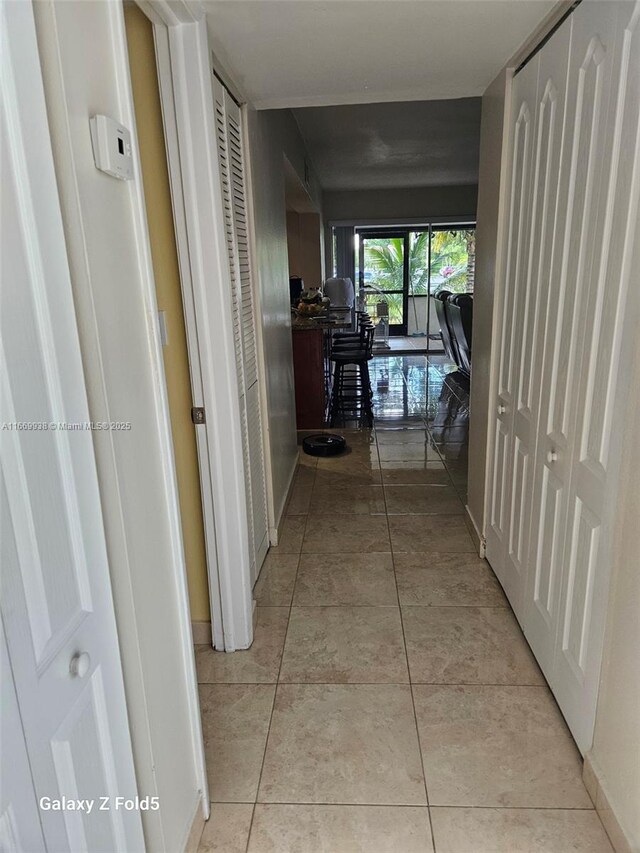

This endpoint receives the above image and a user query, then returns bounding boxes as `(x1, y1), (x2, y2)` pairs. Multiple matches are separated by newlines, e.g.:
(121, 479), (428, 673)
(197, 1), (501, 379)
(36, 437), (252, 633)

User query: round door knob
(69, 651), (91, 678)
(547, 449), (558, 464)
(498, 404), (506, 414)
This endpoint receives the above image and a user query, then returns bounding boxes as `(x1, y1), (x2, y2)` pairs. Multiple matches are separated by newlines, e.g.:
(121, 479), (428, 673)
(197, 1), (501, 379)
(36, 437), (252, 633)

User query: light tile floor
(380, 335), (431, 352)
(195, 356), (613, 852)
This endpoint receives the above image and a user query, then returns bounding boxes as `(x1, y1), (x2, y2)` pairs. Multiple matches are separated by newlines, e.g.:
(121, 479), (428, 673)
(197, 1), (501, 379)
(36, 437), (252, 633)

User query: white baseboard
(270, 455), (299, 546)
(191, 620), (212, 646)
(182, 792), (207, 853)
(464, 504), (486, 558)
(583, 753), (637, 853)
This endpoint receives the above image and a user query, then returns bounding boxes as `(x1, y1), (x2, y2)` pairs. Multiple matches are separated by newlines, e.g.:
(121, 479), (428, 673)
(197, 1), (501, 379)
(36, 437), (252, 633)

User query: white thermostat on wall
(89, 114), (133, 181)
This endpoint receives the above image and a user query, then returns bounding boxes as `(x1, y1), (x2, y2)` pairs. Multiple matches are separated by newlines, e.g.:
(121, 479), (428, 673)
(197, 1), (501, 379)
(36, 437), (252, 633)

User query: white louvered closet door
(214, 78), (269, 586)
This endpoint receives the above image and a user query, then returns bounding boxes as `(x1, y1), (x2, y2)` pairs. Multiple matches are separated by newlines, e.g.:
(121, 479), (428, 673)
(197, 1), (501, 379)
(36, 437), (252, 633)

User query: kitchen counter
(291, 308), (354, 428)
(291, 307), (353, 331)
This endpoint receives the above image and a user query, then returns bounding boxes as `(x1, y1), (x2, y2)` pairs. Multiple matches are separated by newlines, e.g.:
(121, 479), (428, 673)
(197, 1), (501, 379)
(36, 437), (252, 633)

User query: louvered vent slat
(214, 78), (268, 584)
(215, 94), (244, 393)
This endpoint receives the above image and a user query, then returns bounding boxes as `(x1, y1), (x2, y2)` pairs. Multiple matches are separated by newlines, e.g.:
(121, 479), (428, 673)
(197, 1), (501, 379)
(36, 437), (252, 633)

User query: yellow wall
(124, 4), (210, 622)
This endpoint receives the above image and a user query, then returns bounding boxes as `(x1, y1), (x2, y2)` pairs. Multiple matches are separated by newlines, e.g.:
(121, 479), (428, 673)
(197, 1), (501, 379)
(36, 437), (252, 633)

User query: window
(345, 222), (475, 340)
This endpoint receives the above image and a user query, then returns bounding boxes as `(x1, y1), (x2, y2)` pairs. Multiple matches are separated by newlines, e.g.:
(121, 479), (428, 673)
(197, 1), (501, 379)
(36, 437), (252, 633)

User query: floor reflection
(371, 354), (469, 500)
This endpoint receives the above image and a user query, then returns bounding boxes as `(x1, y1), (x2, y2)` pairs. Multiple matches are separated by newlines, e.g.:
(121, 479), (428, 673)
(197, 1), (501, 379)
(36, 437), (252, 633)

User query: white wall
(247, 108), (323, 523)
(34, 2), (204, 850)
(586, 337), (640, 853)
(466, 68), (510, 535)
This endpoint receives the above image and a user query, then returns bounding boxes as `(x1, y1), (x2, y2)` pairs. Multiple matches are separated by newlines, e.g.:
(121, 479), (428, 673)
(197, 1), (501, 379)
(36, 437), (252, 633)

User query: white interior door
(488, 0), (639, 754)
(521, 1), (629, 752)
(1, 624), (46, 852)
(485, 52), (539, 613)
(214, 78), (269, 586)
(0, 3), (144, 850)
(550, 0), (640, 752)
(522, 10), (587, 678)
(523, 0), (620, 684)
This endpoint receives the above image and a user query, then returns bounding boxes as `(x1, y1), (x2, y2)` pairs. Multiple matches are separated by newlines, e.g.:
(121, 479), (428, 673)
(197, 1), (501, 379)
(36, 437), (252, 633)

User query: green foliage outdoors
(362, 230), (474, 326)
(426, 229), (475, 293)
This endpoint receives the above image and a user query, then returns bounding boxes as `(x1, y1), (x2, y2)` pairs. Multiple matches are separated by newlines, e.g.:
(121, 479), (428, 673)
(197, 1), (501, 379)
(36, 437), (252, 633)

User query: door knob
(547, 449), (558, 464)
(498, 404), (506, 414)
(69, 651), (91, 678)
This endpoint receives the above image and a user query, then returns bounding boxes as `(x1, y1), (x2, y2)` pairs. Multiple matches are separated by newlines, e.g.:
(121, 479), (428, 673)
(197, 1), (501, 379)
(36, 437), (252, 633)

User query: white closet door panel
(246, 382), (269, 571)
(554, 0), (640, 753)
(213, 78), (268, 586)
(224, 90), (268, 584)
(237, 389), (257, 575)
(488, 65), (537, 558)
(225, 94), (259, 392)
(521, 18), (574, 670)
(508, 38), (570, 597)
(486, 53), (539, 611)
(547, 33), (612, 448)
(488, 0), (637, 754)
(489, 419), (510, 549)
(1, 625), (46, 853)
(496, 87), (537, 404)
(523, 1), (618, 690)
(214, 88), (245, 392)
(577, 2), (640, 476)
(0, 4), (143, 848)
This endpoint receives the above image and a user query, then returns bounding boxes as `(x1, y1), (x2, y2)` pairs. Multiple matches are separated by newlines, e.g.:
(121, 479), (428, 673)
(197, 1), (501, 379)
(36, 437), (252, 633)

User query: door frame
(136, 0), (257, 652)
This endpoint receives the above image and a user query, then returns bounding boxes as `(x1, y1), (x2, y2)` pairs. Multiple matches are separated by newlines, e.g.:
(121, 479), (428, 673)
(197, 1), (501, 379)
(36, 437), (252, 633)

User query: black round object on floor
(302, 433), (346, 457)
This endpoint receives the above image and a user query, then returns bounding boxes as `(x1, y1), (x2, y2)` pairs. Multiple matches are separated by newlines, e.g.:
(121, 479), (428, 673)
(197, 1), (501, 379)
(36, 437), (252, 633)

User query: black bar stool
(329, 323), (375, 427)
(323, 312), (370, 403)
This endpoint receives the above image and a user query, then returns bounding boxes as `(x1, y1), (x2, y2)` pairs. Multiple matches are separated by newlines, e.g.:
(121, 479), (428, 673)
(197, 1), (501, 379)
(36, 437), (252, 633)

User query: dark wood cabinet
(292, 328), (325, 429)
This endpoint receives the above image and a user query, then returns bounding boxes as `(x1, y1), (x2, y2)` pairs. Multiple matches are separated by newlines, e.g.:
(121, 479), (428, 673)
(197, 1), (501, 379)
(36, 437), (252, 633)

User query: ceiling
(293, 98), (481, 190)
(204, 0), (556, 109)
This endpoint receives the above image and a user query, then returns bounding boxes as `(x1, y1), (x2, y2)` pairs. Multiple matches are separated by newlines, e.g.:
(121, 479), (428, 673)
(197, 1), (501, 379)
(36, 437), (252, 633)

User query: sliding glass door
(353, 223), (476, 345)
(407, 230), (430, 336)
(359, 231), (408, 335)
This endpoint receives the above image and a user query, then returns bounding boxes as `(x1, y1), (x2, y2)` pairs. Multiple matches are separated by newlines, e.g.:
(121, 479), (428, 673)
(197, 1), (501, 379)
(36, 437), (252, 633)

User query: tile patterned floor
(379, 335), (431, 352)
(195, 356), (613, 852)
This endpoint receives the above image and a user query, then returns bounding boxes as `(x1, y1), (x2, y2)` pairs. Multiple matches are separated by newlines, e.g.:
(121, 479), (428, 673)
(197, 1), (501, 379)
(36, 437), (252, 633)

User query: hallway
(195, 356), (611, 852)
